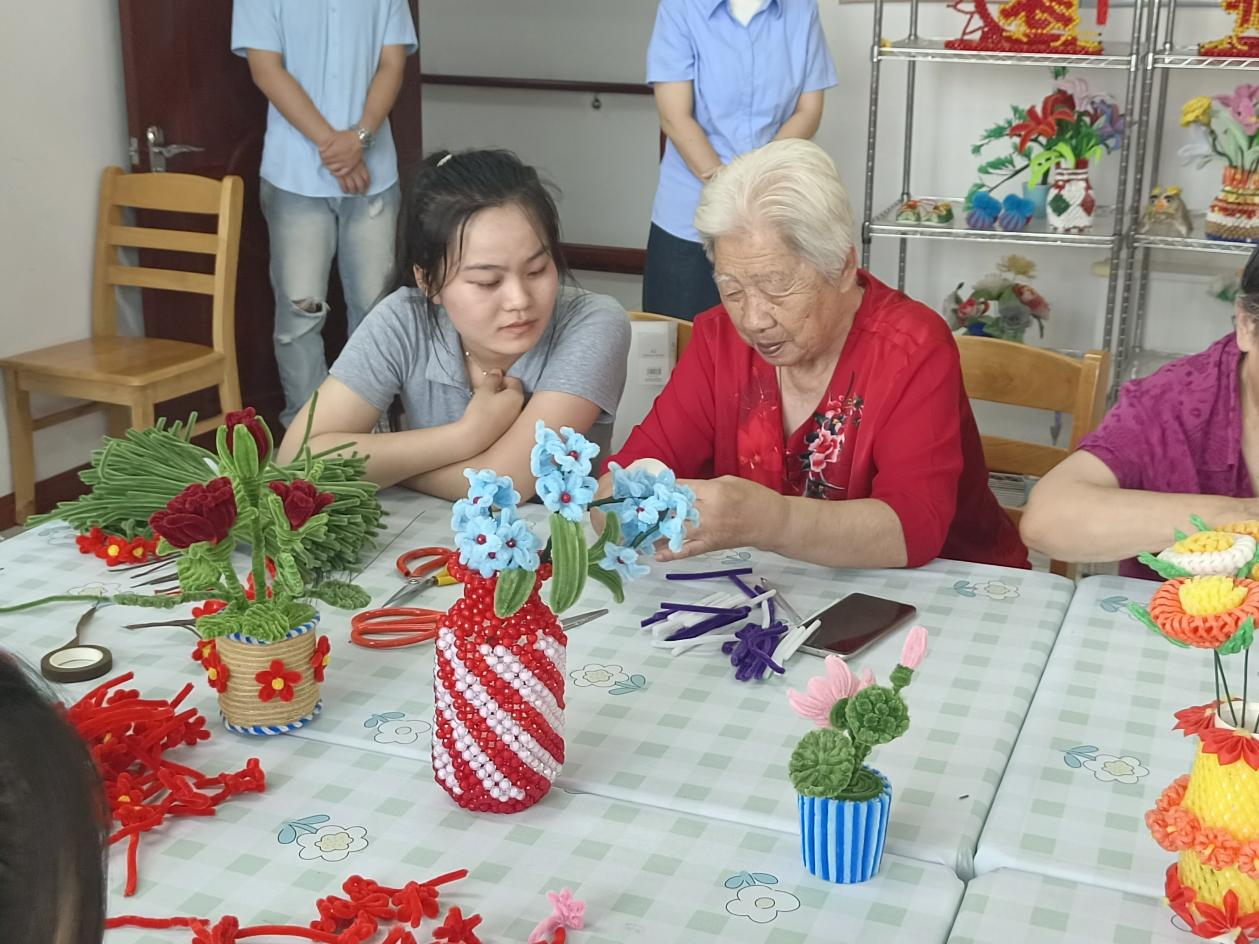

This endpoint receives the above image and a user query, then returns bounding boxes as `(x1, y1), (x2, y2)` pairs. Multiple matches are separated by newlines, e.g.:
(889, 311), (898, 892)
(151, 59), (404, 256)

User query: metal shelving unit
(1119, 1), (1259, 382)
(869, 196), (1121, 247)
(860, 0), (1149, 373)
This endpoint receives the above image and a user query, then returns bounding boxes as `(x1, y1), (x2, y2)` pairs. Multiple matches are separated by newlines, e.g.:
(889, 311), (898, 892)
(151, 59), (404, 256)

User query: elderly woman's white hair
(694, 139), (855, 281)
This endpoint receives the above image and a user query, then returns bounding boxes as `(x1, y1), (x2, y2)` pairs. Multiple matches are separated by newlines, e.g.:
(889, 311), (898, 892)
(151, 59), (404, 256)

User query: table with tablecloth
(974, 574), (1200, 897)
(0, 489), (1073, 884)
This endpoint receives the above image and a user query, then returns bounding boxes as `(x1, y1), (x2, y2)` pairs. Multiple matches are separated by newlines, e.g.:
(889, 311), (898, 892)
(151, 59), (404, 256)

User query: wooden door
(116, 0), (422, 430)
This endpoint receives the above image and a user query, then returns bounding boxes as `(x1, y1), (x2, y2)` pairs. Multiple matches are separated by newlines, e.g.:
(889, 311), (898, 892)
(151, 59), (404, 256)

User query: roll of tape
(40, 643), (112, 683)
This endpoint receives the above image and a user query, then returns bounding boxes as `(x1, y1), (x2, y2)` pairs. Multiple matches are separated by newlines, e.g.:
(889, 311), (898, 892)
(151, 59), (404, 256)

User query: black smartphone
(798, 593), (918, 659)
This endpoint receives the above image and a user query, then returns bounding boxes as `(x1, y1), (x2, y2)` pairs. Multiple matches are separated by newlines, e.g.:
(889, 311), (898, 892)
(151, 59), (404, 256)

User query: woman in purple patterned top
(1021, 248), (1259, 578)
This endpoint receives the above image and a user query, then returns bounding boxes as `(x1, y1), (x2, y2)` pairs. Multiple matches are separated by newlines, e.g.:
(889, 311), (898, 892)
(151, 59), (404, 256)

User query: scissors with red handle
(350, 607), (609, 650)
(379, 547), (458, 609)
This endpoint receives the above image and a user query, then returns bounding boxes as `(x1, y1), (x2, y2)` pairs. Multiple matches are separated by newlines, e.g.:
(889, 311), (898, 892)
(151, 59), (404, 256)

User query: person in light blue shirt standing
(644, 0), (837, 321)
(231, 0), (418, 426)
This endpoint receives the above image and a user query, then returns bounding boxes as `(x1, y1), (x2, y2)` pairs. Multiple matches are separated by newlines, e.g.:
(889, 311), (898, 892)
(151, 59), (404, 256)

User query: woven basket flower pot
(212, 612), (323, 735)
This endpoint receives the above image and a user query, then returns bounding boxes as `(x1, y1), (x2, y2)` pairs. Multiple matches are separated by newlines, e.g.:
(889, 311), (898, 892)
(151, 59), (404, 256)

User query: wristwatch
(355, 125), (375, 151)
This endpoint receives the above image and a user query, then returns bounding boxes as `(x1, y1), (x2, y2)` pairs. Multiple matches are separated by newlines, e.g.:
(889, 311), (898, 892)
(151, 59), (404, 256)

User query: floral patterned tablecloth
(0, 489), (1073, 882)
(973, 574), (1202, 896)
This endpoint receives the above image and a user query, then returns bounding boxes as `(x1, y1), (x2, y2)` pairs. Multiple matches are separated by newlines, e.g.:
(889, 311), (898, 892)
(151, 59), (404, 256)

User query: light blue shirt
(647, 0), (837, 241)
(231, 0), (418, 198)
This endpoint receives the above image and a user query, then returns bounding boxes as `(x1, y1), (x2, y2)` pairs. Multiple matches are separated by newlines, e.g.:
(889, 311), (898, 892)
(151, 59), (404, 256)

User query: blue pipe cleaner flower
(608, 462), (653, 501)
(553, 426), (600, 476)
(463, 468), (520, 510)
(496, 507), (540, 571)
(615, 490), (668, 531)
(530, 421), (566, 477)
(654, 483), (700, 552)
(599, 542), (650, 581)
(455, 515), (507, 579)
(537, 470), (597, 522)
(451, 497), (491, 534)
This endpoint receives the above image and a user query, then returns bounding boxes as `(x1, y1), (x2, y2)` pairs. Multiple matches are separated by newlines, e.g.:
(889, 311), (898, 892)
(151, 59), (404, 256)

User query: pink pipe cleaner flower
(787, 656), (875, 727)
(900, 626), (929, 669)
(528, 889), (585, 944)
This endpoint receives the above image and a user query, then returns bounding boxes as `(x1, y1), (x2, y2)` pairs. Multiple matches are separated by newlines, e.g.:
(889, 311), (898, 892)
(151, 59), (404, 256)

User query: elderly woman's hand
(654, 475), (783, 562)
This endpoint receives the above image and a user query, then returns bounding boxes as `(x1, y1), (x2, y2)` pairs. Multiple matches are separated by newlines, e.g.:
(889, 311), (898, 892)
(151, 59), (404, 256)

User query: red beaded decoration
(433, 559), (566, 813)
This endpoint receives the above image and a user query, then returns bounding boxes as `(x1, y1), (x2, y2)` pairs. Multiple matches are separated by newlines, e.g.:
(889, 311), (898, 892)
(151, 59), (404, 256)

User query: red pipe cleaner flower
(256, 659), (301, 703)
(269, 479), (335, 530)
(311, 636), (331, 682)
(225, 406), (270, 462)
(150, 477), (237, 548)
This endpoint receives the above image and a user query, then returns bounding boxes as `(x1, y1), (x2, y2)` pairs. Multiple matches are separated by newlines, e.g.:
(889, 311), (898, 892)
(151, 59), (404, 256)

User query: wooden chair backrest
(957, 336), (1110, 479)
(92, 166), (244, 357)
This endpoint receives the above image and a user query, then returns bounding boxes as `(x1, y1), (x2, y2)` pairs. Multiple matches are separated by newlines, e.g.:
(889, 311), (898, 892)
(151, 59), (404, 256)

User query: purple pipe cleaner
(721, 622), (788, 681)
(664, 611), (746, 641)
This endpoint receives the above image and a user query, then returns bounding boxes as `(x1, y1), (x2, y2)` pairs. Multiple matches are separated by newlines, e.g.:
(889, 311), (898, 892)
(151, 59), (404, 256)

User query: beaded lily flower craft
(1128, 518), (1259, 939)
(786, 627), (928, 883)
(432, 422), (697, 813)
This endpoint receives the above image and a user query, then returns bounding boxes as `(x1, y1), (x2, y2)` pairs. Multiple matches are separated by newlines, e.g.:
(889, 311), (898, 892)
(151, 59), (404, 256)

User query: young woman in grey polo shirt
(277, 149), (631, 500)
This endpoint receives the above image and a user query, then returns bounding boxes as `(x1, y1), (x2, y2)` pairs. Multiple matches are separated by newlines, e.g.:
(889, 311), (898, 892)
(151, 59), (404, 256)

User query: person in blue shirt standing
(644, 0), (837, 321)
(231, 0), (418, 427)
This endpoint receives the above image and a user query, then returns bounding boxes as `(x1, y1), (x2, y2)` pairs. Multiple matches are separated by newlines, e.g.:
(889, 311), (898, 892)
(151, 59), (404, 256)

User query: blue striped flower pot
(798, 768), (892, 883)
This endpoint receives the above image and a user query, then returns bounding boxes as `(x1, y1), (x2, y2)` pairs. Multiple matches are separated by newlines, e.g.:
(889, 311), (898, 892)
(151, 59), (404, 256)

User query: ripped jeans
(260, 179), (400, 426)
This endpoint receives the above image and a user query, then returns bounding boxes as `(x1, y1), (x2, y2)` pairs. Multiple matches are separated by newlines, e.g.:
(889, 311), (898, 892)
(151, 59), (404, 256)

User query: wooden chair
(628, 310), (693, 359)
(957, 336), (1110, 578)
(0, 166), (243, 523)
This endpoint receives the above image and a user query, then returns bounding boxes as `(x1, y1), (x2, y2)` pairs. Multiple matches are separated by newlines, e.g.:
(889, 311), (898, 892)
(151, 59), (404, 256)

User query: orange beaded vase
(431, 560), (567, 813)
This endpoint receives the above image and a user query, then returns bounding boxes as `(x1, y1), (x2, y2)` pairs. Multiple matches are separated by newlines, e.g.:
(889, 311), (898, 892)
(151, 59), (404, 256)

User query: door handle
(145, 125), (205, 172)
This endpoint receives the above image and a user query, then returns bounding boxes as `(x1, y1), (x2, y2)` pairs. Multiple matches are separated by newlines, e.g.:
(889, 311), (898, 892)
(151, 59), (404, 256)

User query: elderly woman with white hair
(605, 139), (1027, 569)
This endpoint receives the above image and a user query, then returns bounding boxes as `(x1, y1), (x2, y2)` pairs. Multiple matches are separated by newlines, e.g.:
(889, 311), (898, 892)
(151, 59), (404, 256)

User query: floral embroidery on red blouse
(796, 374), (864, 499)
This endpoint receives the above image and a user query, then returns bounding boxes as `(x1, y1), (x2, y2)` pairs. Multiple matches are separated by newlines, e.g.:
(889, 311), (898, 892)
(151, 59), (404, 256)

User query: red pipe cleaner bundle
(107, 870), (481, 944)
(64, 672), (266, 896)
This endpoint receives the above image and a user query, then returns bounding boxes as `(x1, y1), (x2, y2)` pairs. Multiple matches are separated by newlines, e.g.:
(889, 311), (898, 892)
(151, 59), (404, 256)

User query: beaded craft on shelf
(945, 0), (1106, 54)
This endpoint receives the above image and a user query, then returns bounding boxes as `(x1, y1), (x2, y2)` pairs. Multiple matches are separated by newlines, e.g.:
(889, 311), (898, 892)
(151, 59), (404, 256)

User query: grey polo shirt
(329, 285), (631, 456)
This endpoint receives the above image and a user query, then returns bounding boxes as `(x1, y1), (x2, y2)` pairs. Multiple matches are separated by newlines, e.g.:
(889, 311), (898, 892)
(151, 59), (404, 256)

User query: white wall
(0, 0), (129, 495)
(421, 0), (1248, 444)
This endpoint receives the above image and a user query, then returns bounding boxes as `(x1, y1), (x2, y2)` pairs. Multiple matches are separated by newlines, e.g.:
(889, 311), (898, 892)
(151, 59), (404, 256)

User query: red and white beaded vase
(432, 560), (567, 813)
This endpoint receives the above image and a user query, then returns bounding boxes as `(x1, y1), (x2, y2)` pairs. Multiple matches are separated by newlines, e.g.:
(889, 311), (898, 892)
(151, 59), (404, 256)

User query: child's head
(0, 654), (106, 944)
(403, 149), (568, 361)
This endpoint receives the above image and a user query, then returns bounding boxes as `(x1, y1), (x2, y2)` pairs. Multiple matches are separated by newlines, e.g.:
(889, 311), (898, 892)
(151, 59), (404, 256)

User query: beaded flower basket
(432, 561), (566, 813)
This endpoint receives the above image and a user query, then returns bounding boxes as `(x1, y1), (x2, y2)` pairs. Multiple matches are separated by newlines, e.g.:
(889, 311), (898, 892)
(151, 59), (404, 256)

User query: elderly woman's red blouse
(608, 272), (1028, 568)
